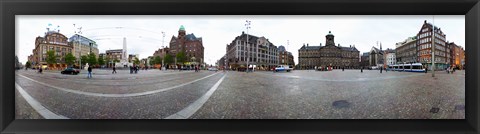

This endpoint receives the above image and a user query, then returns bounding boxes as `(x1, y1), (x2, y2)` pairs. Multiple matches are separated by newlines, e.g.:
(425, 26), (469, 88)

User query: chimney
(242, 31), (245, 35)
(424, 20), (427, 23)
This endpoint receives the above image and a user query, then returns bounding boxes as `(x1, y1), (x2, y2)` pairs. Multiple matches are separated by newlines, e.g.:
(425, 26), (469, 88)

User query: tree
(64, 53), (76, 66)
(164, 54), (174, 64)
(133, 57), (140, 65)
(25, 61), (31, 69)
(149, 57), (155, 66)
(87, 53), (97, 65)
(176, 51), (187, 64)
(46, 50), (57, 65)
(81, 55), (88, 65)
(154, 56), (162, 65)
(113, 58), (120, 63)
(98, 56), (105, 66)
(105, 56), (111, 65)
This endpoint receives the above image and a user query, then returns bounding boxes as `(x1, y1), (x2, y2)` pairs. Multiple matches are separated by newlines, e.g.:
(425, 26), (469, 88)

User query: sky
(16, 15), (465, 65)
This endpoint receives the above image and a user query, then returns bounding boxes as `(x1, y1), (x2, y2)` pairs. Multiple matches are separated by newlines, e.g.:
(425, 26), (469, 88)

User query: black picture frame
(1, 0), (479, 134)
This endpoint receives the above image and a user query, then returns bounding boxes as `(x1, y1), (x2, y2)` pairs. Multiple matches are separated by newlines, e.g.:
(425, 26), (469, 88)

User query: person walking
(361, 66), (363, 73)
(380, 66), (383, 73)
(342, 66), (344, 71)
(38, 66), (43, 74)
(135, 66), (138, 74)
(87, 66), (92, 79)
(112, 66), (117, 74)
(130, 66), (133, 74)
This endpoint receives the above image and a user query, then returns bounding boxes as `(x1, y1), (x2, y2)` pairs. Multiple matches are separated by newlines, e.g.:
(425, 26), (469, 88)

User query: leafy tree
(87, 53), (97, 65)
(164, 54), (174, 64)
(25, 61), (31, 68)
(81, 55), (88, 65)
(64, 53), (76, 66)
(149, 57), (155, 66)
(154, 56), (162, 65)
(113, 58), (120, 63)
(176, 51), (187, 64)
(105, 56), (111, 65)
(46, 50), (57, 65)
(133, 57), (140, 65)
(98, 56), (105, 66)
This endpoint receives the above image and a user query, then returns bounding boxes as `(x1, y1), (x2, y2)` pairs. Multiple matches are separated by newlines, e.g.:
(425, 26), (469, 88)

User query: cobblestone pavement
(15, 69), (465, 119)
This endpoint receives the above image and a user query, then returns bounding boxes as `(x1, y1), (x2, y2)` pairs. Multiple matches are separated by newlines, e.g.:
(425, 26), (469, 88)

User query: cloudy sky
(16, 15), (465, 65)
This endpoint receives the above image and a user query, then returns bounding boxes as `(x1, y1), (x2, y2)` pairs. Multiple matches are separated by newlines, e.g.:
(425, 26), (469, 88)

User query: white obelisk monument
(120, 37), (129, 67)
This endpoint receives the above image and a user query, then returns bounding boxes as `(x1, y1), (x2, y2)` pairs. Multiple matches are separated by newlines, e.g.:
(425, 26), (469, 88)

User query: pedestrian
(112, 66), (117, 74)
(342, 66), (344, 71)
(361, 66), (363, 73)
(447, 67), (450, 74)
(425, 66), (428, 73)
(135, 66), (139, 74)
(38, 67), (43, 74)
(87, 66), (92, 79)
(380, 66), (383, 73)
(130, 66), (133, 74)
(385, 67), (388, 72)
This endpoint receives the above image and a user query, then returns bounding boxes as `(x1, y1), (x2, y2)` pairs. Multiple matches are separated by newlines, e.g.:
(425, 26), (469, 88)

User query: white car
(274, 65), (292, 72)
(208, 67), (218, 71)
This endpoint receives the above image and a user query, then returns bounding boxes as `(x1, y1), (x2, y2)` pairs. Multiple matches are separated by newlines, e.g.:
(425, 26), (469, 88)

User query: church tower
(178, 25), (186, 39)
(325, 31), (335, 46)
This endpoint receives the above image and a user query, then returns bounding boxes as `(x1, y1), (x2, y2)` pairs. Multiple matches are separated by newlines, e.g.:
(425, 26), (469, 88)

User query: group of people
(130, 66), (140, 74)
(446, 66), (456, 74)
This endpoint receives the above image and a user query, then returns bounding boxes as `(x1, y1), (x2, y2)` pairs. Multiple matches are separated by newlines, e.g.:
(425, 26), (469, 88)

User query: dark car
(61, 68), (80, 75)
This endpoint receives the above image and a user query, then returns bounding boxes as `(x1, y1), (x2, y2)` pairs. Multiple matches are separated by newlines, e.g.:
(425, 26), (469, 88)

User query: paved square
(15, 69), (465, 119)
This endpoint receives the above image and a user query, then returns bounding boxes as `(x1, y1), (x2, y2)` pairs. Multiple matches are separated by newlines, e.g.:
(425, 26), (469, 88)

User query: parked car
(61, 68), (80, 75)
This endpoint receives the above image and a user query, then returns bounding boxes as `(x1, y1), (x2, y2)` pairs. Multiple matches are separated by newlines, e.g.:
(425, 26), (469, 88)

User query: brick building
(169, 25), (205, 66)
(30, 30), (73, 69)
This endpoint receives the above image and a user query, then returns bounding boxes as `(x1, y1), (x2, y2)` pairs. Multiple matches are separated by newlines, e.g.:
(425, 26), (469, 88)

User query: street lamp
(245, 20), (251, 73)
(73, 24), (82, 68)
(431, 15), (436, 77)
(162, 31), (165, 71)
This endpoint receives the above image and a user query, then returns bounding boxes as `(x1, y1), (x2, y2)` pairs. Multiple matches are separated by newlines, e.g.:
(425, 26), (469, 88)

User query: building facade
(226, 31), (279, 70)
(360, 52), (370, 68)
(169, 25), (205, 65)
(369, 46), (384, 68)
(278, 45), (295, 66)
(69, 34), (99, 60)
(105, 49), (123, 67)
(153, 47), (170, 59)
(383, 48), (396, 67)
(395, 36), (417, 64)
(447, 42), (465, 69)
(31, 30), (73, 69)
(298, 31), (360, 70)
(417, 20), (449, 70)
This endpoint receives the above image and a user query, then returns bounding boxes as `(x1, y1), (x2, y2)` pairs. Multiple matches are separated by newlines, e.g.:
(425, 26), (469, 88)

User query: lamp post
(73, 24), (82, 68)
(245, 20), (251, 73)
(432, 16), (436, 77)
(162, 31), (165, 71)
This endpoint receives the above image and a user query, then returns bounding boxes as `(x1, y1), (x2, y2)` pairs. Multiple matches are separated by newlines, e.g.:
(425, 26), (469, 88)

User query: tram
(388, 63), (426, 72)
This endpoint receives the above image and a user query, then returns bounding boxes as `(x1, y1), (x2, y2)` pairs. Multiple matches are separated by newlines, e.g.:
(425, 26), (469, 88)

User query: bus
(388, 63), (425, 72)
